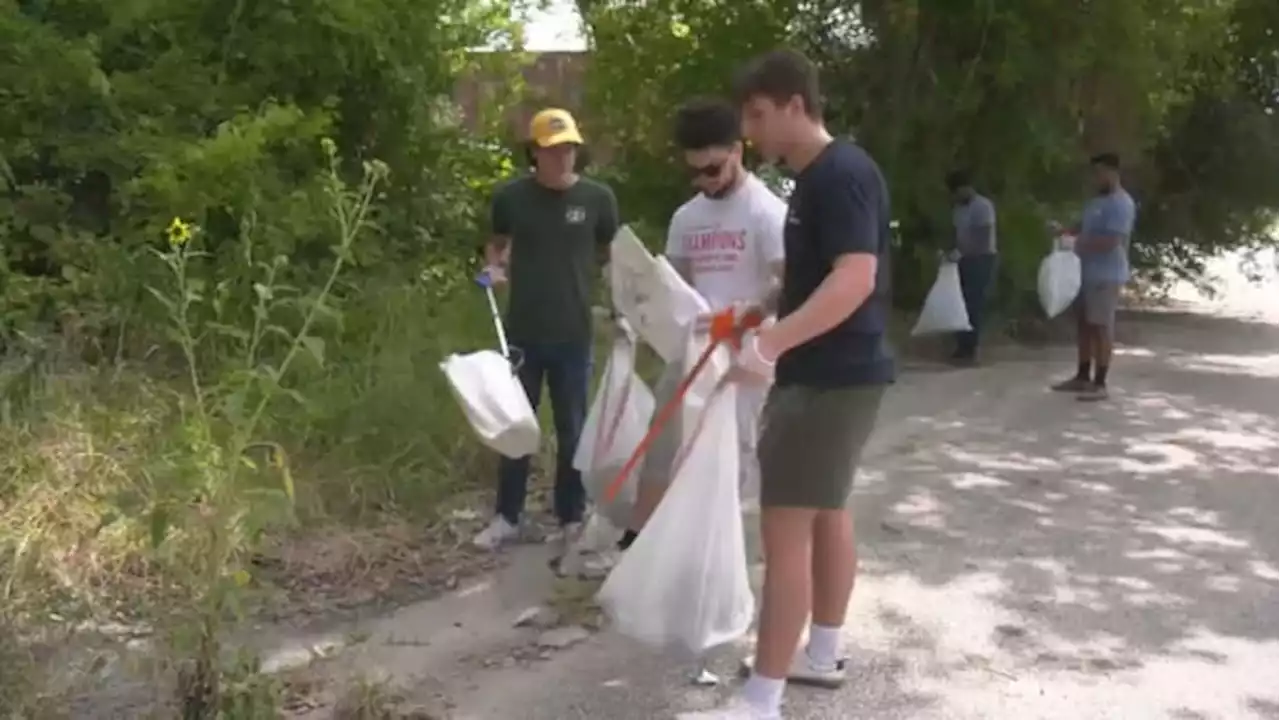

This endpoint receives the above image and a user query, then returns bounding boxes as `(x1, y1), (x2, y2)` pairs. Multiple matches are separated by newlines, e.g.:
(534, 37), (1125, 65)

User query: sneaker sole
(474, 531), (520, 550)
(737, 656), (847, 689)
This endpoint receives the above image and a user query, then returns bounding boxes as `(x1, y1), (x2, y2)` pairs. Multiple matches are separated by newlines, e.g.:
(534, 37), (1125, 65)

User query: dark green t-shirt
(491, 175), (620, 346)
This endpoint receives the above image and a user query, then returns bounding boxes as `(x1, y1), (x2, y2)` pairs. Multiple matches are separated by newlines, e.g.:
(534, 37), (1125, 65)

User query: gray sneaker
(1051, 376), (1093, 393)
(577, 547), (622, 580)
(739, 651), (848, 689)
(472, 515), (519, 550)
(1076, 384), (1110, 402)
(548, 522), (586, 576)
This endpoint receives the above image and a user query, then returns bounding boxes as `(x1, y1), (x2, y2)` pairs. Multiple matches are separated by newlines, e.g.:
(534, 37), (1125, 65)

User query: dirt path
(222, 253), (1280, 719)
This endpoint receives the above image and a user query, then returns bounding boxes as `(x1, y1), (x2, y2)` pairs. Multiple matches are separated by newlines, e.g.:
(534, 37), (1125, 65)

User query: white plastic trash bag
(678, 322), (766, 503)
(575, 330), (655, 528)
(609, 225), (709, 363)
(1038, 245), (1082, 319)
(439, 350), (540, 459)
(597, 360), (754, 657)
(911, 262), (972, 336)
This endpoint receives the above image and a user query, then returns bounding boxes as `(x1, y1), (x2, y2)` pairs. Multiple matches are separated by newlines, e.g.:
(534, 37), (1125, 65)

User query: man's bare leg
(1080, 323), (1114, 401)
(628, 476), (666, 539)
(1093, 325), (1113, 378)
(807, 509), (856, 667)
(1053, 306), (1094, 391)
(746, 507), (815, 711)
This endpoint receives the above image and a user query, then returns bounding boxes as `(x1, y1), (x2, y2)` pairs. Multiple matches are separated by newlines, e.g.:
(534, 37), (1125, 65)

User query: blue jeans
(955, 254), (998, 358)
(495, 341), (592, 526)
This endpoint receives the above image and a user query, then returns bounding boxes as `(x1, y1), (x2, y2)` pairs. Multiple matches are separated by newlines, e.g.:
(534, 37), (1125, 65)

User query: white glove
(731, 332), (776, 385)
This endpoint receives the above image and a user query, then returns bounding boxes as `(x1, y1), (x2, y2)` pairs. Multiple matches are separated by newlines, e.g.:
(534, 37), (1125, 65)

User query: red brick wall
(455, 51), (590, 138)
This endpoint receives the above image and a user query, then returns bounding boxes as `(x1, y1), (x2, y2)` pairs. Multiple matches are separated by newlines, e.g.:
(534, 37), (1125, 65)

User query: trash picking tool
(475, 269), (522, 371)
(601, 306), (764, 504)
(438, 269), (538, 458)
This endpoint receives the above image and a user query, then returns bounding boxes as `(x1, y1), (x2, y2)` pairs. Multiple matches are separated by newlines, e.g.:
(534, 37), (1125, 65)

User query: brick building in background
(454, 51), (589, 139)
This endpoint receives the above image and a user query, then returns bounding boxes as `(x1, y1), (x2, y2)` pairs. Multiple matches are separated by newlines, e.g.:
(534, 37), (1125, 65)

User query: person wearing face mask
(472, 109), (621, 573)
(580, 97), (786, 578)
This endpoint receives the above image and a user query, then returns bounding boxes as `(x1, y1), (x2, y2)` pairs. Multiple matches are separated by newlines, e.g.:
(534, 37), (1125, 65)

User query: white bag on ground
(574, 331), (655, 528)
(439, 350), (540, 458)
(597, 356), (754, 657)
(911, 261), (972, 336)
(1038, 245), (1082, 319)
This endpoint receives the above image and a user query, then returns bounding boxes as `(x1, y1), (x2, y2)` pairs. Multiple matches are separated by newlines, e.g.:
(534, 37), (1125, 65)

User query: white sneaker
(739, 651), (847, 689)
(676, 696), (780, 719)
(577, 547), (622, 579)
(549, 522), (585, 576)
(472, 515), (518, 550)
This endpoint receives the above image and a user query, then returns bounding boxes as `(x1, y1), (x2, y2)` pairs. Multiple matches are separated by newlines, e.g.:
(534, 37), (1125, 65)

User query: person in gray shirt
(945, 170), (998, 363)
(1051, 152), (1136, 401)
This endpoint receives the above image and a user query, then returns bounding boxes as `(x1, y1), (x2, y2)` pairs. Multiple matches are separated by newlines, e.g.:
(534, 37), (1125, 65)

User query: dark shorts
(757, 384), (886, 509)
(1076, 283), (1121, 332)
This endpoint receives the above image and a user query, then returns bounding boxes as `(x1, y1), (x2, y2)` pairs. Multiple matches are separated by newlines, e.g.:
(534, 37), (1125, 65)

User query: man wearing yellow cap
(473, 108), (621, 570)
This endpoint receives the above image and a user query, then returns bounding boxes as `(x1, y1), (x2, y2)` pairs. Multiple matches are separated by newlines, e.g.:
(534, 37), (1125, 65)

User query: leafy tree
(579, 0), (1278, 311)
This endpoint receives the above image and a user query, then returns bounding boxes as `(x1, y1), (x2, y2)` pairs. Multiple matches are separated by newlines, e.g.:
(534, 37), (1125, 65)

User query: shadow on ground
(852, 306), (1278, 719)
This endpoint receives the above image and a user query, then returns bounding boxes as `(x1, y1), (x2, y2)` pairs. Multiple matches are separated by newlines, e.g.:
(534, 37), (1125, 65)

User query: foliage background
(0, 0), (1275, 710)
(577, 0), (1278, 312)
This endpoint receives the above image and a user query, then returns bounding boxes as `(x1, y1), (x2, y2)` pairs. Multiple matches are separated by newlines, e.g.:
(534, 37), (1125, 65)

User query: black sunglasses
(687, 161), (725, 178)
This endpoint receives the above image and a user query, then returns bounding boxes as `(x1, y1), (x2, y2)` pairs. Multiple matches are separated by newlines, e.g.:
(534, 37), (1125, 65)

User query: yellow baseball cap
(529, 108), (584, 147)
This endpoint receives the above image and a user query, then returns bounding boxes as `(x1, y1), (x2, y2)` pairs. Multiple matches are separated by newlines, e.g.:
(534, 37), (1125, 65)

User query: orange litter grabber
(600, 305), (765, 504)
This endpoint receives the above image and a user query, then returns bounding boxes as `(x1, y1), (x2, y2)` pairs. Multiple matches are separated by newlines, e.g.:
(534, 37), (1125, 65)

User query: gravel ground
(264, 250), (1278, 720)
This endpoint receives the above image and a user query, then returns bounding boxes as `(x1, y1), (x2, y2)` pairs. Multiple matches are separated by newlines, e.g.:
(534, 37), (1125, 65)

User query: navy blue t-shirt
(775, 139), (896, 388)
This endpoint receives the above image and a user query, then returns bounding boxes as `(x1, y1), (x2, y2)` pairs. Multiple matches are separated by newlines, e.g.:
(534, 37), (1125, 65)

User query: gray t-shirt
(952, 194), (997, 256)
(1077, 188), (1136, 286)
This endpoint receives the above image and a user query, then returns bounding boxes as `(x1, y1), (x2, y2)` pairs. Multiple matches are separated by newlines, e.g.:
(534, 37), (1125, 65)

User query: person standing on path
(678, 49), (896, 720)
(582, 97), (787, 579)
(944, 170), (998, 364)
(1051, 152), (1136, 402)
(472, 108), (621, 565)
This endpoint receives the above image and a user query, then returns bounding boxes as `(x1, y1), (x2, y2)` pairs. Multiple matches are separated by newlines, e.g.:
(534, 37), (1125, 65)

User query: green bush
(0, 0), (532, 712)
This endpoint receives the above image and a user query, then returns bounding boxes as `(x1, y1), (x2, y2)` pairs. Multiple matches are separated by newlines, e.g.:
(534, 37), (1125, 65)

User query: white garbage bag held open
(609, 225), (710, 363)
(1038, 235), (1082, 319)
(597, 346), (754, 658)
(439, 272), (541, 459)
(911, 261), (972, 336)
(574, 321), (655, 529)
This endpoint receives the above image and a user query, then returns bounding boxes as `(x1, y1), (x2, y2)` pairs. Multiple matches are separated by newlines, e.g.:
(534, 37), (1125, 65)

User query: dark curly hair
(673, 97), (741, 151)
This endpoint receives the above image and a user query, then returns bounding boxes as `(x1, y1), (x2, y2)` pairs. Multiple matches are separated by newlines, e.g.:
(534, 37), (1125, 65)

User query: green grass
(0, 273), (536, 710)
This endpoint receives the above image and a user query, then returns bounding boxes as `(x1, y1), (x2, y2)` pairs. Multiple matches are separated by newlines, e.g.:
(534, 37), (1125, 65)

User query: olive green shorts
(757, 384), (886, 509)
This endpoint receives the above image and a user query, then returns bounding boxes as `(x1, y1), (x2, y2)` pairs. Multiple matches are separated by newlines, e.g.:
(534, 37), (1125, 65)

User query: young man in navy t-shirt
(677, 49), (895, 720)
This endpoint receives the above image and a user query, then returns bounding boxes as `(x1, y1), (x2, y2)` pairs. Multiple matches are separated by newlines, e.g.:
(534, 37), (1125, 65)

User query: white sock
(806, 624), (842, 669)
(742, 673), (785, 715)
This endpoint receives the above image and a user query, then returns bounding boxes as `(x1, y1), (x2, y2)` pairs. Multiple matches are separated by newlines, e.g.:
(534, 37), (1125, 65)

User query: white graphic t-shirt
(665, 173), (787, 311)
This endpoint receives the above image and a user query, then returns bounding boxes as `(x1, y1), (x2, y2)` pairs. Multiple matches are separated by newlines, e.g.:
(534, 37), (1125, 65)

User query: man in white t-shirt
(583, 97), (786, 577)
